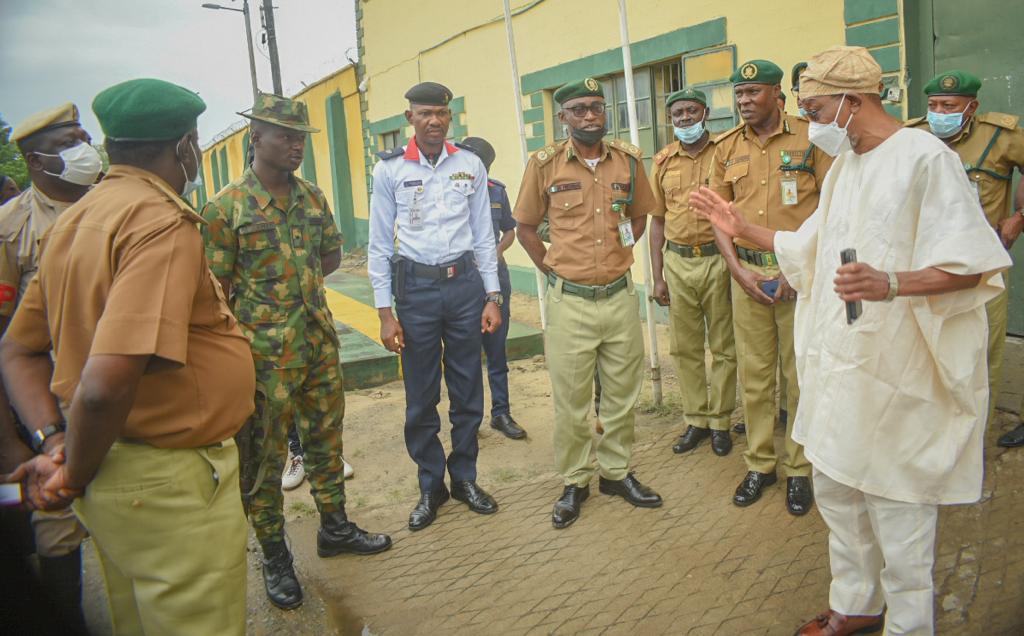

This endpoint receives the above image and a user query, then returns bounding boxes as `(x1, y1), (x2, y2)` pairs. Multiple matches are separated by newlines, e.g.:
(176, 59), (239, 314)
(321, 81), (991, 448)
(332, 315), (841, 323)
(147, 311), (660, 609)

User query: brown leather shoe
(794, 610), (883, 636)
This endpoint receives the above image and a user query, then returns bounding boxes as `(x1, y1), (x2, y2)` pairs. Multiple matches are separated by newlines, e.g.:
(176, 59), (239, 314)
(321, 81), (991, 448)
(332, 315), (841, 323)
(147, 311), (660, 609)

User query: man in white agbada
(691, 46), (1011, 636)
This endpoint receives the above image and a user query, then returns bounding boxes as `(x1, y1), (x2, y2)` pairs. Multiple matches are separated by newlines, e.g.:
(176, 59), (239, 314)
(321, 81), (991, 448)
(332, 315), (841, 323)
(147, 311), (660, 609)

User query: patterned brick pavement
(280, 422), (1024, 635)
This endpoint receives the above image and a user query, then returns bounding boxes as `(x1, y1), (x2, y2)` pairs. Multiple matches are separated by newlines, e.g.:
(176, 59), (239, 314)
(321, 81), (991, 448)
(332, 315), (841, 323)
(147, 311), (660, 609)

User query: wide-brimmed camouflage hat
(238, 92), (319, 133)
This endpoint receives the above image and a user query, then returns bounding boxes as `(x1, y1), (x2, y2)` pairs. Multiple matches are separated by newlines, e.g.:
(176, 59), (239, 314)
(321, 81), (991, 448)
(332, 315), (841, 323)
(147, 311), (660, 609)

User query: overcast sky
(1, 0), (357, 145)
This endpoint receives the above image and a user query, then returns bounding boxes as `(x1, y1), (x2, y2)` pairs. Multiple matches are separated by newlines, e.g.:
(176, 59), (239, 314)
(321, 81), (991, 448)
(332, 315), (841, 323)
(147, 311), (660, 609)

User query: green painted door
(326, 92), (358, 247)
(905, 0), (1024, 334)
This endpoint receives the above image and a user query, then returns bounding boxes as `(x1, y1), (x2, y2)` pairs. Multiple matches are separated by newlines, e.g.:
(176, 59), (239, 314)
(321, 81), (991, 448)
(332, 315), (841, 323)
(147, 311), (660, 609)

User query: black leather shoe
(318, 510), (393, 557)
(733, 422), (746, 434)
(408, 486), (450, 531)
(786, 477), (814, 516)
(552, 484), (589, 529)
(599, 473), (663, 508)
(998, 423), (1024, 448)
(490, 413), (527, 440)
(262, 541), (303, 610)
(672, 425), (709, 454)
(710, 430), (732, 456)
(733, 471), (778, 507)
(451, 480), (498, 514)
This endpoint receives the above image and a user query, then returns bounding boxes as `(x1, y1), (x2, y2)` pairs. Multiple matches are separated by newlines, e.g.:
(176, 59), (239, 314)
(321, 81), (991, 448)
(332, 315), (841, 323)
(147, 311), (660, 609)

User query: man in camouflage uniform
(202, 93), (391, 611)
(906, 70), (1024, 441)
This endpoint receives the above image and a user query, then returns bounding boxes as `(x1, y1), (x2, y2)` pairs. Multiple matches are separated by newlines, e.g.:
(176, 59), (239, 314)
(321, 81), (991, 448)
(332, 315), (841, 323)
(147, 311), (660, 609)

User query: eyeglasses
(563, 103), (607, 117)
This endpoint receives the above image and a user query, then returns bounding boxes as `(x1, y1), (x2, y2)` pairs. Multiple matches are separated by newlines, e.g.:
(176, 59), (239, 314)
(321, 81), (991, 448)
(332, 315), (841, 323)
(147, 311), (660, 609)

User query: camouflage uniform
(202, 165), (345, 548)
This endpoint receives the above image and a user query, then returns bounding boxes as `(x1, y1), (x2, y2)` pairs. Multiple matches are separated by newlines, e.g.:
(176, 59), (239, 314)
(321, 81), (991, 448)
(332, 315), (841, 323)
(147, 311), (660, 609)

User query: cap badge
(940, 75), (958, 90)
(584, 78), (599, 91)
(741, 63), (757, 80)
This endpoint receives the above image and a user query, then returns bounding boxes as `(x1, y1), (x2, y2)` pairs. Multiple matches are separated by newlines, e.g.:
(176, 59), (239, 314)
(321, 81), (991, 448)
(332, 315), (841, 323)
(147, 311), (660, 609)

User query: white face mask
(36, 142), (102, 186)
(178, 137), (203, 198)
(807, 94), (854, 157)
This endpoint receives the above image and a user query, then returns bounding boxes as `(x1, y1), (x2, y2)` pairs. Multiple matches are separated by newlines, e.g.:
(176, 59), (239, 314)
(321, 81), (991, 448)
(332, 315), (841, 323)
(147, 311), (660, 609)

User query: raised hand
(689, 186), (748, 238)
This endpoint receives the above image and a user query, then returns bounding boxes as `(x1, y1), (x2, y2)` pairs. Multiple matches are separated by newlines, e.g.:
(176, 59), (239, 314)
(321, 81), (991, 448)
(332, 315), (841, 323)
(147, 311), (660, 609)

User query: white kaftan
(774, 128), (1011, 505)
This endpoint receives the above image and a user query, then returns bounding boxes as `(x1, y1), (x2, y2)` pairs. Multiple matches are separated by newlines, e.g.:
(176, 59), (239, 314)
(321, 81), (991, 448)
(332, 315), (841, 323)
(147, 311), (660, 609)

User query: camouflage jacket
(201, 167), (343, 370)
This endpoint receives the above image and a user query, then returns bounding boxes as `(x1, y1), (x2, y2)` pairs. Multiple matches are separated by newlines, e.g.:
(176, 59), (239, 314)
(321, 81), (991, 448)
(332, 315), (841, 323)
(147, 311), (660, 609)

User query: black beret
(405, 82), (453, 106)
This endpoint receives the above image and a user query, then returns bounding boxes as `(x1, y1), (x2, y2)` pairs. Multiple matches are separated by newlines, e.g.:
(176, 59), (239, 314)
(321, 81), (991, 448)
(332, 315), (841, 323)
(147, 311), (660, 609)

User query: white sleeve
(775, 207), (821, 296)
(368, 160), (397, 308)
(469, 159), (499, 292)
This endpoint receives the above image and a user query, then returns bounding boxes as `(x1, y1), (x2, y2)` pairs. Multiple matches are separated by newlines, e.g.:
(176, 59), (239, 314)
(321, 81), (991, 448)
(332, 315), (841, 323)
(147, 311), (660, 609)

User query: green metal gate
(905, 0), (1024, 333)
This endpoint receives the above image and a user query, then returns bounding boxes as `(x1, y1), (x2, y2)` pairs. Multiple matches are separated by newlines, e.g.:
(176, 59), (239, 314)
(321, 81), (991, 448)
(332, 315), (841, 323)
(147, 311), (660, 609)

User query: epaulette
(903, 116), (927, 128)
(608, 138), (643, 159)
(978, 112), (1020, 130)
(532, 144), (557, 165)
(376, 146), (405, 160)
(715, 122), (745, 142)
(488, 178), (506, 189)
(653, 144), (673, 166)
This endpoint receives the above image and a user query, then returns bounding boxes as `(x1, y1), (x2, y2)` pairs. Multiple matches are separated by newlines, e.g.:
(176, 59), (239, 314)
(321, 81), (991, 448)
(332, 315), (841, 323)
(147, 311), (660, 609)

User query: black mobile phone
(840, 248), (861, 324)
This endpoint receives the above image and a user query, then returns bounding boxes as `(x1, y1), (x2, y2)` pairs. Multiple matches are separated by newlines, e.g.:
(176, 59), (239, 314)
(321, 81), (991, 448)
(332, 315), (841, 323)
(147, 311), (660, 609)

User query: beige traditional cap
(799, 46), (882, 98)
(11, 102), (80, 142)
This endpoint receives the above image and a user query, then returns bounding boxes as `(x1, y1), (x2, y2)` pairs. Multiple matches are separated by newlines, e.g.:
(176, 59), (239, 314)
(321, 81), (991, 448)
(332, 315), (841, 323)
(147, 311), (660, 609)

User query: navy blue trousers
(481, 262), (512, 417)
(396, 266), (486, 493)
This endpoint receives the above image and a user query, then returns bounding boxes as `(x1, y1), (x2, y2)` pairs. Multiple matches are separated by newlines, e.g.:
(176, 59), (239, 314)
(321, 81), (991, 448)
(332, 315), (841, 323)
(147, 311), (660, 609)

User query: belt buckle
(446, 265), (457, 279)
(692, 245), (703, 257)
(593, 285), (609, 300)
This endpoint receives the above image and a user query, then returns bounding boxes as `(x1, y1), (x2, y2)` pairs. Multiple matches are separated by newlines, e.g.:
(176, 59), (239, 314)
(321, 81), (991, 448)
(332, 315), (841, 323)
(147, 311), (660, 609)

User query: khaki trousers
(545, 276), (644, 486)
(985, 277), (1008, 425)
(731, 261), (809, 477)
(814, 468), (938, 635)
(74, 440), (247, 636)
(31, 507), (86, 558)
(663, 251), (736, 430)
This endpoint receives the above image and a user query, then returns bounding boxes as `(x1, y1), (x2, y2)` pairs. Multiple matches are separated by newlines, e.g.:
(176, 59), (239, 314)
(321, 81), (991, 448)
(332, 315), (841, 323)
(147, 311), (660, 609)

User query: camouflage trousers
(247, 329), (346, 548)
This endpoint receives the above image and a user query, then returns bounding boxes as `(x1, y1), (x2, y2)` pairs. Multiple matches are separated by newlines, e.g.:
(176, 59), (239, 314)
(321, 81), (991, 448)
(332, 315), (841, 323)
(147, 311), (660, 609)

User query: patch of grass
(350, 447), (366, 459)
(385, 488), (405, 505)
(491, 467), (520, 483)
(288, 501), (316, 517)
(636, 395), (679, 417)
(351, 495), (368, 508)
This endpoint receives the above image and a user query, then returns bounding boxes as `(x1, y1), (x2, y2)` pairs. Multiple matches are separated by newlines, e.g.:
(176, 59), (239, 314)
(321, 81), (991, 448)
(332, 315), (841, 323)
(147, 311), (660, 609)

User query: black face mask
(570, 125), (607, 146)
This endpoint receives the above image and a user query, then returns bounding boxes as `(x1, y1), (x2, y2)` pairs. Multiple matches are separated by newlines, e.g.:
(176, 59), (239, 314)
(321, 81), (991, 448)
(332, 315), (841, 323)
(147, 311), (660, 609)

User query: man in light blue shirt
(369, 81), (503, 532)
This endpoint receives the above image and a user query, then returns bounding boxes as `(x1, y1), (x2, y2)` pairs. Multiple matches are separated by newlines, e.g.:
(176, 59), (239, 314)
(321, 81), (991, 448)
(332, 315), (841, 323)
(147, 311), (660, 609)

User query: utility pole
(200, 1), (259, 102)
(261, 0), (283, 94)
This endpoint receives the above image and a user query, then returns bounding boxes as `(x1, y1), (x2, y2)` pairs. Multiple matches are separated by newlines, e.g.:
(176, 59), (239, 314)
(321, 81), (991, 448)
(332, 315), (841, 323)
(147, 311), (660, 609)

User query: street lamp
(201, 1), (259, 102)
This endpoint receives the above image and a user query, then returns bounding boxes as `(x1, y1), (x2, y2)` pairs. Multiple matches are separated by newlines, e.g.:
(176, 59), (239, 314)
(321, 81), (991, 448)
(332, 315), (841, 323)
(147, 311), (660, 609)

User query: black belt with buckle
(736, 245), (778, 267)
(666, 240), (719, 258)
(547, 272), (628, 300)
(408, 252), (475, 280)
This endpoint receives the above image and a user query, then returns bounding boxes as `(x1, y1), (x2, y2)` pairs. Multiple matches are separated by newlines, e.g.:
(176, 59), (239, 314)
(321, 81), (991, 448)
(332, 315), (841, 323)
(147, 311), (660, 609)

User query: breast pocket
(237, 223), (283, 282)
(547, 189), (586, 234)
(724, 161), (749, 196)
(444, 180), (474, 213)
(661, 170), (684, 207)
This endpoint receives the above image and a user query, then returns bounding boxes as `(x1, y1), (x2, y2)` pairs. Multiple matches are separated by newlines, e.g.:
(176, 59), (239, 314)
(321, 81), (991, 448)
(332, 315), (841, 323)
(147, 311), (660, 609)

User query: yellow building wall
(196, 66), (369, 243)
(359, 0), (848, 281)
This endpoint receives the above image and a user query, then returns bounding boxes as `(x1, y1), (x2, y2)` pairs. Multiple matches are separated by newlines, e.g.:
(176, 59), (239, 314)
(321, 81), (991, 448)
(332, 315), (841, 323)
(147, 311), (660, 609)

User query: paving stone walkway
(280, 423), (1024, 635)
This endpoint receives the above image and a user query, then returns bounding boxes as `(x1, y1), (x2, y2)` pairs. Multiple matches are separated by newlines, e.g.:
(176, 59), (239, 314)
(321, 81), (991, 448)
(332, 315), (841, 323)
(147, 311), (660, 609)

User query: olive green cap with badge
(240, 92), (319, 133)
(554, 77), (605, 105)
(924, 70), (982, 97)
(666, 88), (707, 107)
(92, 78), (206, 141)
(730, 60), (784, 86)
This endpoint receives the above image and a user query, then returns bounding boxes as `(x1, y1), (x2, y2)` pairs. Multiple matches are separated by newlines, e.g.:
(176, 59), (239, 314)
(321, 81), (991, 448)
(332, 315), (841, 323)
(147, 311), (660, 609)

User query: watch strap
(30, 421), (66, 454)
(884, 271), (899, 302)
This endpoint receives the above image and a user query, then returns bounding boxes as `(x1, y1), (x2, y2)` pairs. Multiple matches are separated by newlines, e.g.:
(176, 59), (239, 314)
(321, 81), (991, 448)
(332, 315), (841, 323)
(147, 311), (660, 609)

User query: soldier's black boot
(262, 540), (303, 610)
(38, 547), (89, 634)
(317, 509), (393, 558)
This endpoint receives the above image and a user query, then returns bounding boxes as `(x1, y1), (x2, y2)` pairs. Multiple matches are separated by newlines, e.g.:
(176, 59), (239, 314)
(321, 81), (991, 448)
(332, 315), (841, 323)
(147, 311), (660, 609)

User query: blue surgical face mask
(673, 118), (706, 145)
(927, 108), (968, 139)
(798, 107), (809, 118)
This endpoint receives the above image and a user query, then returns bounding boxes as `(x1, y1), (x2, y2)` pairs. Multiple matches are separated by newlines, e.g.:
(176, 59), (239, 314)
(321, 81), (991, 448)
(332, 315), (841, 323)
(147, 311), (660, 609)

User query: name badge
(780, 176), (798, 206)
(409, 202), (424, 230)
(618, 219), (635, 247)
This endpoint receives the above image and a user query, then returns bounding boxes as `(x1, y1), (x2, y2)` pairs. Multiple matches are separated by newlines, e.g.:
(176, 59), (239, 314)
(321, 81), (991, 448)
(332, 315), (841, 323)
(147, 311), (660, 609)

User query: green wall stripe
(301, 133), (318, 184)
(523, 106), (544, 124)
(869, 45), (901, 73)
(521, 17), (726, 94)
(844, 0), (898, 24)
(326, 91), (358, 246)
(530, 92), (543, 108)
(845, 18), (900, 48)
(219, 147), (230, 187)
(526, 136), (547, 152)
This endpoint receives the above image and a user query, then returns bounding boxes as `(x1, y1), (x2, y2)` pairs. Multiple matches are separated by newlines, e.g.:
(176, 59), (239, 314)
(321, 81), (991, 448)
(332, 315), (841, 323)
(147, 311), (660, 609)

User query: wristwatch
(485, 292), (503, 306)
(30, 420), (67, 454)
(883, 271), (899, 302)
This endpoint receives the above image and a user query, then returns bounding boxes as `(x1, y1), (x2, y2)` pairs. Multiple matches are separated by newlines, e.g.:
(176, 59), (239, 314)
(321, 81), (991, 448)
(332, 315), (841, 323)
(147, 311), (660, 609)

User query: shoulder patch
(609, 138), (643, 159)
(376, 146), (405, 160)
(653, 144), (674, 166)
(532, 145), (557, 165)
(903, 116), (927, 128)
(978, 112), (1020, 130)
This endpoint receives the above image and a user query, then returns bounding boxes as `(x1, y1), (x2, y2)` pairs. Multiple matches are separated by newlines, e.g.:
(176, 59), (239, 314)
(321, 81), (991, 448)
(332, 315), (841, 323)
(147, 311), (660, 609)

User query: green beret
(791, 62), (808, 90)
(554, 78), (604, 105)
(93, 78), (206, 141)
(924, 70), (981, 97)
(666, 88), (707, 108)
(730, 60), (784, 86)
(405, 82), (453, 106)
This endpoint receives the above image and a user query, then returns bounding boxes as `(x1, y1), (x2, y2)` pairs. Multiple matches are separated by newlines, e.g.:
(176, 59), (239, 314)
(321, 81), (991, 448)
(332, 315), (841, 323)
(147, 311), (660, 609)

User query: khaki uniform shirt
(513, 138), (657, 285)
(650, 136), (718, 246)
(0, 187), (74, 316)
(202, 168), (344, 371)
(710, 113), (833, 250)
(6, 165), (255, 448)
(907, 112), (1024, 228)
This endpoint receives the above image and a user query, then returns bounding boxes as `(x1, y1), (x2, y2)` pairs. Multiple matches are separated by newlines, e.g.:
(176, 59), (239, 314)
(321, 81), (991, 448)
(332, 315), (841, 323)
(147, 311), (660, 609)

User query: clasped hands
(2, 444), (82, 511)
